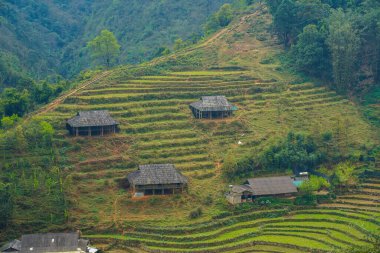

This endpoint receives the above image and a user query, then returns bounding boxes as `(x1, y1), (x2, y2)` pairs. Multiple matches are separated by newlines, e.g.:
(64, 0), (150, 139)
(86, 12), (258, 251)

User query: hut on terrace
(0, 240), (21, 253)
(226, 176), (298, 204)
(18, 232), (96, 253)
(189, 96), (237, 119)
(226, 185), (254, 205)
(127, 164), (188, 196)
(66, 110), (118, 136)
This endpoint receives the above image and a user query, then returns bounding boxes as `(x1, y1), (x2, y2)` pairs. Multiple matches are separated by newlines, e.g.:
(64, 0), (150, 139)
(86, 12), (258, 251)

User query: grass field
(7, 4), (380, 252)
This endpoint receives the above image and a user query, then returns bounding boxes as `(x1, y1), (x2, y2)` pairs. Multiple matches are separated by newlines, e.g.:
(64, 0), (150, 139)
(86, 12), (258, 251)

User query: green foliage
(204, 4), (235, 35)
(23, 120), (55, 149)
(0, 88), (30, 117)
(299, 175), (330, 194)
(327, 9), (360, 93)
(87, 30), (121, 68)
(294, 194), (317, 206)
(273, 0), (297, 47)
(222, 152), (254, 179)
(259, 132), (323, 172)
(0, 114), (19, 130)
(268, 0), (379, 96)
(173, 39), (188, 51)
(331, 162), (357, 188)
(189, 207), (203, 219)
(0, 183), (13, 229)
(0, 0), (232, 78)
(291, 24), (330, 78)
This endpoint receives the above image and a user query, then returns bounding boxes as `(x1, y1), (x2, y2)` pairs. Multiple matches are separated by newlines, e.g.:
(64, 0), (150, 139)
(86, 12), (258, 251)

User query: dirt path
(25, 70), (112, 121)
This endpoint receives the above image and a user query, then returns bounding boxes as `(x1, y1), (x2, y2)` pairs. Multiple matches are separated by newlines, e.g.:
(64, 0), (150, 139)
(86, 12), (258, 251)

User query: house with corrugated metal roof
(127, 164), (188, 196)
(189, 96), (237, 119)
(66, 110), (119, 136)
(1, 232), (98, 253)
(226, 176), (299, 204)
(0, 240), (21, 252)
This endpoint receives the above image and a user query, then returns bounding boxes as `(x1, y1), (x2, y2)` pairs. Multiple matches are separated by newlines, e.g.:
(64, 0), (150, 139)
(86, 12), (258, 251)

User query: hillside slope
(0, 0), (231, 79)
(2, 4), (379, 252)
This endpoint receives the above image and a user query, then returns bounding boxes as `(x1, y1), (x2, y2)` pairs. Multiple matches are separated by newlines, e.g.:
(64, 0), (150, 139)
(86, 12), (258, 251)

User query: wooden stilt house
(226, 176), (299, 205)
(127, 164), (188, 196)
(189, 96), (237, 119)
(66, 110), (119, 136)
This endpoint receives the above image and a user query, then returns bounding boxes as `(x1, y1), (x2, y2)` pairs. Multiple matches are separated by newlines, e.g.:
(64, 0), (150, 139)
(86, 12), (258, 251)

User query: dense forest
(0, 0), (233, 81)
(267, 0), (380, 97)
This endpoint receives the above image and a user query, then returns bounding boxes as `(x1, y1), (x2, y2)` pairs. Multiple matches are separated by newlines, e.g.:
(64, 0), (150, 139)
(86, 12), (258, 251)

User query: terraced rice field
(86, 186), (380, 252)
(33, 70), (378, 243)
(82, 180), (379, 252)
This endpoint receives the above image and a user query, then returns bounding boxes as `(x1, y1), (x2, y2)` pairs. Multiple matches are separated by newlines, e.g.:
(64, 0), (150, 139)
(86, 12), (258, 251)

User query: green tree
(299, 175), (330, 194)
(0, 183), (13, 229)
(273, 0), (297, 47)
(173, 39), (187, 51)
(0, 88), (30, 116)
(222, 152), (254, 179)
(23, 120), (55, 149)
(327, 9), (360, 93)
(292, 24), (331, 78)
(1, 114), (19, 130)
(259, 132), (323, 172)
(204, 3), (234, 35)
(216, 4), (234, 27)
(359, 0), (380, 84)
(87, 29), (121, 68)
(332, 162), (357, 189)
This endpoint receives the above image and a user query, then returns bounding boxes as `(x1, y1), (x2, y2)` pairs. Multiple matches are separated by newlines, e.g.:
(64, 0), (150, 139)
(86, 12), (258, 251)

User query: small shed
(189, 96), (237, 119)
(0, 240), (21, 252)
(20, 233), (87, 253)
(66, 110), (118, 136)
(226, 185), (254, 205)
(127, 164), (188, 196)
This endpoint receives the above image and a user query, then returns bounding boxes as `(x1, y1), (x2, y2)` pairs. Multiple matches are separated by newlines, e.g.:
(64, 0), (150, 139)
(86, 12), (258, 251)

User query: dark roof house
(66, 110), (119, 136)
(1, 233), (97, 253)
(20, 233), (85, 253)
(0, 240), (21, 252)
(67, 111), (118, 128)
(189, 96), (237, 119)
(127, 164), (188, 196)
(226, 176), (298, 204)
(246, 176), (298, 196)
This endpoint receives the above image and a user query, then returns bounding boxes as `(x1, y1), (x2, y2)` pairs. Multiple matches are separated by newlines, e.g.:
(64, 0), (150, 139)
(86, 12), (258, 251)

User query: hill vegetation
(0, 0), (233, 81)
(0, 0), (379, 252)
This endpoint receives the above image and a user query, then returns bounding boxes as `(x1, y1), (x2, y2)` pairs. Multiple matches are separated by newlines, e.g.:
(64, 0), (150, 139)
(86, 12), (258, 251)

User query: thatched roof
(190, 96), (237, 112)
(1, 239), (21, 252)
(246, 176), (298, 196)
(127, 164), (188, 186)
(67, 110), (118, 128)
(20, 233), (85, 253)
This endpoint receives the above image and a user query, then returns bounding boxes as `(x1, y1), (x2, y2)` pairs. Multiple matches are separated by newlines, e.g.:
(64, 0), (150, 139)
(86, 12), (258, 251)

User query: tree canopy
(87, 30), (121, 68)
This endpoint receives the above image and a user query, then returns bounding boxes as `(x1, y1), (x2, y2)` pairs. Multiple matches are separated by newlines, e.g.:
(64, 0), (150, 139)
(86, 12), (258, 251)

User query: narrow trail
(25, 70), (112, 121)
(147, 10), (262, 68)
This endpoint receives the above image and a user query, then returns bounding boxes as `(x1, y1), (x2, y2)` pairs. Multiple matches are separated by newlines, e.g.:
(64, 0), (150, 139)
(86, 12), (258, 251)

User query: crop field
(80, 179), (379, 252)
(32, 67), (380, 252)
(17, 5), (380, 252)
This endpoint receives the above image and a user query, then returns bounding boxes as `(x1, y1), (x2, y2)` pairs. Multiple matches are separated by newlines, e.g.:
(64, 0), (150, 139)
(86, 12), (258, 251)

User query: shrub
(294, 194), (317, 206)
(189, 207), (202, 219)
(203, 194), (213, 206)
(258, 132), (324, 172)
(299, 175), (330, 194)
(222, 152), (254, 179)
